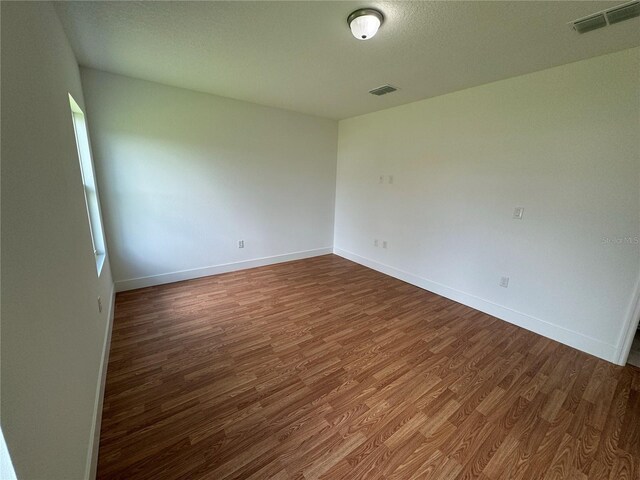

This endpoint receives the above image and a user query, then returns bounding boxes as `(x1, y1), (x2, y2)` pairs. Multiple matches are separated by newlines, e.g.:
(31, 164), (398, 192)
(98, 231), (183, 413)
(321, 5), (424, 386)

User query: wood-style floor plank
(97, 254), (640, 479)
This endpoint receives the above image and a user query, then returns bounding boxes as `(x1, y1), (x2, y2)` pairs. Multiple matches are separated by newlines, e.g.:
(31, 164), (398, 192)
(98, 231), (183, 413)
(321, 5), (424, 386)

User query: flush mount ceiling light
(348, 8), (384, 40)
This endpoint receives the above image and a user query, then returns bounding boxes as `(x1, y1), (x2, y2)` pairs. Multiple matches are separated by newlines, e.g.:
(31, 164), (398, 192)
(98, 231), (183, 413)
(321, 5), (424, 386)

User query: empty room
(2, 1), (640, 479)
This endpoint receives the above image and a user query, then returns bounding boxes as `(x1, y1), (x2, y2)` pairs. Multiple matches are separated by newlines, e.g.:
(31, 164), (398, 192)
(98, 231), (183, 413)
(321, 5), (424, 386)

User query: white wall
(335, 48), (640, 364)
(1, 3), (114, 479)
(80, 69), (338, 290)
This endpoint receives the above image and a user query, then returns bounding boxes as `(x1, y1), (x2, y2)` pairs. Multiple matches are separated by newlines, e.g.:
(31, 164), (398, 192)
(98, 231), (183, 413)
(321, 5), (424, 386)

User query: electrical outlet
(499, 276), (509, 288)
(382, 240), (388, 249)
(513, 207), (524, 220)
(238, 240), (245, 249)
(97, 296), (103, 313)
(379, 176), (384, 184)
(374, 239), (379, 247)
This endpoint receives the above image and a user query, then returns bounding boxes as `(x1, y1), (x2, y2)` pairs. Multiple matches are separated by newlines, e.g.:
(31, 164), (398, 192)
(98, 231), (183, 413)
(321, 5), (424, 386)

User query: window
(69, 94), (106, 275)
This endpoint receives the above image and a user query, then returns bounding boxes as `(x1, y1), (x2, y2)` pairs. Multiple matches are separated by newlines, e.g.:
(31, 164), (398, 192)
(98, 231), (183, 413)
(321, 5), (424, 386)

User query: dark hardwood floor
(97, 254), (640, 479)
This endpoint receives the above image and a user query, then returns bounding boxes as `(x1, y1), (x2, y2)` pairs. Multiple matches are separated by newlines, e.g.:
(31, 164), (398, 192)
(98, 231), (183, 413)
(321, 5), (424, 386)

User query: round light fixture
(347, 8), (383, 40)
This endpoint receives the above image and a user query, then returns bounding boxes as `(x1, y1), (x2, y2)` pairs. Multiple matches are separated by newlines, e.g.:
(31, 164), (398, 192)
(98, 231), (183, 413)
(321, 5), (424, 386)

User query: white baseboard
(334, 247), (619, 364)
(115, 247), (334, 292)
(85, 287), (116, 480)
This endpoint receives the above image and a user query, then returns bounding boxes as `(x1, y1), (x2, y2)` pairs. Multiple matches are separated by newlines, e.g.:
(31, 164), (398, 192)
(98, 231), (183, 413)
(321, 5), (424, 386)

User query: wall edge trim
(615, 274), (640, 365)
(85, 285), (116, 480)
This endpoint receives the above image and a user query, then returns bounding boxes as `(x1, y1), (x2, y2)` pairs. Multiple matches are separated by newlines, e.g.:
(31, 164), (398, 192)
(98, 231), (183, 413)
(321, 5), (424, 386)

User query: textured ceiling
(55, 1), (640, 120)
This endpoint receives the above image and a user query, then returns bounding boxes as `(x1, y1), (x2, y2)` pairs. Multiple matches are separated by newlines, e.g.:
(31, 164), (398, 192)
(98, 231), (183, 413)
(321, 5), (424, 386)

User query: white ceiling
(55, 1), (640, 120)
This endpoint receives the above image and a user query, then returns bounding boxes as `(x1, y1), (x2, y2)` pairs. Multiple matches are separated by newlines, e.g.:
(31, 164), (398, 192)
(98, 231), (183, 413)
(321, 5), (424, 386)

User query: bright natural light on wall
(69, 94), (106, 275)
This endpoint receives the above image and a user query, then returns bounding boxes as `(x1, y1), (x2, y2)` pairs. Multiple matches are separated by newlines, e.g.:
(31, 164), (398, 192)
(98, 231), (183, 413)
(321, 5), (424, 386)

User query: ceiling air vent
(606, 1), (640, 24)
(570, 1), (639, 33)
(369, 84), (397, 96)
(573, 13), (607, 33)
